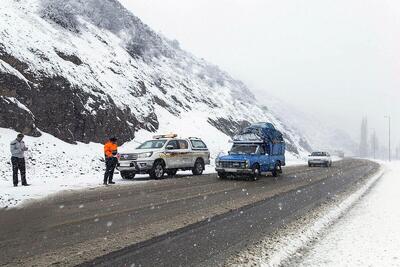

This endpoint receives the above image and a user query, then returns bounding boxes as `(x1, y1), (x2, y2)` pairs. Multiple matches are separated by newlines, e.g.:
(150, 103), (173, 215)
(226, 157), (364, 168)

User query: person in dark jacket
(10, 133), (29, 187)
(103, 137), (119, 185)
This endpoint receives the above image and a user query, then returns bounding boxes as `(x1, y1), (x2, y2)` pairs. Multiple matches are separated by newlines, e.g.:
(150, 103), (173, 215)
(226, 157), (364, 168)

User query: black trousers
(104, 157), (117, 183)
(11, 157), (27, 186)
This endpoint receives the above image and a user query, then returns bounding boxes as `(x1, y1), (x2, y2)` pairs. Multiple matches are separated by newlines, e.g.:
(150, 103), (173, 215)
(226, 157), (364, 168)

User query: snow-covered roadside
(0, 125), (307, 209)
(228, 161), (383, 266)
(0, 126), (216, 209)
(264, 166), (385, 267)
(0, 128), (106, 208)
(297, 161), (400, 266)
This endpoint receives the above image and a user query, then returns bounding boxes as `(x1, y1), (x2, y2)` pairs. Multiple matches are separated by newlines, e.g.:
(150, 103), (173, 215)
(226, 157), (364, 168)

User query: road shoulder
(225, 163), (384, 266)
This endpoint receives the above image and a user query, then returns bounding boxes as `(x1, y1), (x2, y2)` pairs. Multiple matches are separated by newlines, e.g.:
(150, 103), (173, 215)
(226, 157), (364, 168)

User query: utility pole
(384, 115), (391, 162)
(359, 117), (368, 157)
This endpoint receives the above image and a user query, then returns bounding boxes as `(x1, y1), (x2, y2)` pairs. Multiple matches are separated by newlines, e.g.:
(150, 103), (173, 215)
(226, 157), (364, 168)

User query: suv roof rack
(188, 137), (201, 140)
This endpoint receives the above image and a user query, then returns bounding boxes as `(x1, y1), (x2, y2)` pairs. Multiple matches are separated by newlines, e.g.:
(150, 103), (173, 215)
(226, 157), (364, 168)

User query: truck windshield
(230, 144), (258, 154)
(138, 140), (167, 149)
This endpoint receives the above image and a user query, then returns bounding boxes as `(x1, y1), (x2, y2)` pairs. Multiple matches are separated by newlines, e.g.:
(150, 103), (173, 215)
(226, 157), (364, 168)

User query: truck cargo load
(233, 122), (284, 144)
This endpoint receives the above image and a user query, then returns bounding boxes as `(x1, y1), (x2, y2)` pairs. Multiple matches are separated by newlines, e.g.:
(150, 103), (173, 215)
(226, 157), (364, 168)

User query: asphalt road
(0, 159), (379, 267)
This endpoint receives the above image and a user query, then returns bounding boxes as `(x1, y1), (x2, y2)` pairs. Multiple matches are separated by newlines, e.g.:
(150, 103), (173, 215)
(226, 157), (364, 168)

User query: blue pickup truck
(215, 122), (286, 181)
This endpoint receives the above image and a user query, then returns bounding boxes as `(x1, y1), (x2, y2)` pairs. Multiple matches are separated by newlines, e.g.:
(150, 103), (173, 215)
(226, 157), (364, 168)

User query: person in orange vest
(103, 137), (119, 185)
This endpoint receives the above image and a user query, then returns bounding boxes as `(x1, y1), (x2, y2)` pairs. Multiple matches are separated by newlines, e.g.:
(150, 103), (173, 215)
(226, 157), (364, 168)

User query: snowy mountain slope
(0, 0), (310, 156)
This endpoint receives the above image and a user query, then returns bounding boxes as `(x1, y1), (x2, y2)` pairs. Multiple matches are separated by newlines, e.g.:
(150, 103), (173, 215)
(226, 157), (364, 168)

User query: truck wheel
(192, 159), (204, 176)
(308, 163), (312, 167)
(166, 169), (178, 177)
(150, 160), (165, 180)
(121, 171), (136, 180)
(272, 163), (282, 177)
(251, 164), (261, 181)
(218, 172), (227, 179)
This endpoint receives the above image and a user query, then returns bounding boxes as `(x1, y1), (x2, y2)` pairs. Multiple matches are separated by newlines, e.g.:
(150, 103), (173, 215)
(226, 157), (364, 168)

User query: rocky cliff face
(0, 0), (311, 155)
(0, 50), (150, 143)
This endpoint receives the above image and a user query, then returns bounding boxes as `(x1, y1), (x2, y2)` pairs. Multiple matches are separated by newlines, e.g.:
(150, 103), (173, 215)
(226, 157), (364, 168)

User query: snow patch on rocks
(0, 59), (30, 86)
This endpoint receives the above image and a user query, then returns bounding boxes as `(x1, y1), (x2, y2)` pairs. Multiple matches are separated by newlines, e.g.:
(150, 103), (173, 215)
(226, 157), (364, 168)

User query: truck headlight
(245, 160), (250, 168)
(137, 152), (153, 158)
(215, 160), (220, 167)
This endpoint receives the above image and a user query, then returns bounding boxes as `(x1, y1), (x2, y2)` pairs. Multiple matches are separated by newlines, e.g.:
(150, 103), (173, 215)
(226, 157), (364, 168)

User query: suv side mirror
(166, 145), (174, 150)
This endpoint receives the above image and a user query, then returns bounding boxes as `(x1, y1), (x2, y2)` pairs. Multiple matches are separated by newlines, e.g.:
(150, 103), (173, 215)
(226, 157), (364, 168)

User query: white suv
(308, 151), (332, 167)
(117, 135), (210, 179)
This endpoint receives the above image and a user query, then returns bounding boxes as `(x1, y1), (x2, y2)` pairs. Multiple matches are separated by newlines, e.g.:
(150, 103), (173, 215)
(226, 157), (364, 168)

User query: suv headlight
(137, 152), (153, 158)
(215, 159), (220, 167)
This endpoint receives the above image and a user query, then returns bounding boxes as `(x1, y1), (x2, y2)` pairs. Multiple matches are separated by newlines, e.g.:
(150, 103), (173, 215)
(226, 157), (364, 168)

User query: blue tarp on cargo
(233, 122), (284, 143)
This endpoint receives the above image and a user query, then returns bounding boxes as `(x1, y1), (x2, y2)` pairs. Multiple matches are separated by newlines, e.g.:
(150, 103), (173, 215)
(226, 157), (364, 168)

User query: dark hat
(17, 133), (24, 138)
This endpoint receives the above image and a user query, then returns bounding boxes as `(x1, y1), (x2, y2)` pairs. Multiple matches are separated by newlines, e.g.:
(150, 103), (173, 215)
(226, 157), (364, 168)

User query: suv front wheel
(150, 160), (165, 179)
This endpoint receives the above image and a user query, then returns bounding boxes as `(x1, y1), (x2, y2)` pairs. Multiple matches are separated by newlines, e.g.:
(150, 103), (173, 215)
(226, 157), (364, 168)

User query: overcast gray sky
(120, 0), (399, 147)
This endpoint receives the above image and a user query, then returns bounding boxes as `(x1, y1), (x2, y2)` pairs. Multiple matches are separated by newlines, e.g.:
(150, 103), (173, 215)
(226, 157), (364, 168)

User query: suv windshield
(137, 140), (167, 149)
(311, 152), (326, 156)
(230, 144), (258, 154)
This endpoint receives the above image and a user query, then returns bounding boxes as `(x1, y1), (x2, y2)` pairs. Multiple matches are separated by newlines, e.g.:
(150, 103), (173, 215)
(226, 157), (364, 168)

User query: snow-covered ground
(0, 128), (102, 208)
(232, 161), (399, 267)
(227, 161), (384, 266)
(298, 161), (400, 266)
(0, 125), (306, 209)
